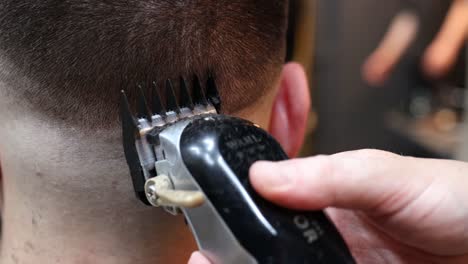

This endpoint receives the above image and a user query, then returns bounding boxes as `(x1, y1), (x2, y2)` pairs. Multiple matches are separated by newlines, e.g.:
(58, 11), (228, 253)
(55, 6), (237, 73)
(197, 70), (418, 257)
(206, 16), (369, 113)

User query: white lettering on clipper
(293, 215), (324, 244)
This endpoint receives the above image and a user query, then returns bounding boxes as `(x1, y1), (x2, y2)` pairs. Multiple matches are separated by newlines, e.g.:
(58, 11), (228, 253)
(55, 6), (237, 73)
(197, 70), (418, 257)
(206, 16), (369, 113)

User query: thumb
(249, 149), (436, 215)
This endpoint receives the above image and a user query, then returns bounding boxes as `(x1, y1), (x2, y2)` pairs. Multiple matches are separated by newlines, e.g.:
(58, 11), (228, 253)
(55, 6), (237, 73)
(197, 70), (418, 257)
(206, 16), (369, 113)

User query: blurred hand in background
(363, 0), (468, 86)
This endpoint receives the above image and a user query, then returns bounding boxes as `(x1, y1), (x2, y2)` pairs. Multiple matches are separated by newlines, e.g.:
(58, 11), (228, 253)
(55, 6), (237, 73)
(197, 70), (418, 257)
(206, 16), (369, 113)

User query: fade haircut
(0, 0), (288, 127)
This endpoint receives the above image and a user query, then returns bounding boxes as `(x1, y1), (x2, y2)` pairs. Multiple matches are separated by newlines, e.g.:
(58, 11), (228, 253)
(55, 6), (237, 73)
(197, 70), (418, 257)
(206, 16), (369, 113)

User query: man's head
(0, 1), (310, 263)
(1, 0), (288, 124)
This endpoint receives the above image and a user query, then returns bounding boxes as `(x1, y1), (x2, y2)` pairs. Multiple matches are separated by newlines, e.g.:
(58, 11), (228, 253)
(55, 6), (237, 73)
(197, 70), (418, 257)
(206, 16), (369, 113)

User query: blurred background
(287, 0), (467, 160)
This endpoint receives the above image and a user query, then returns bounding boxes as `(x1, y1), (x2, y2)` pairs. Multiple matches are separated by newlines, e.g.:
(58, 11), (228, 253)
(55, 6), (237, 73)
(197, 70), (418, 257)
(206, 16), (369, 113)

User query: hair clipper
(120, 76), (355, 264)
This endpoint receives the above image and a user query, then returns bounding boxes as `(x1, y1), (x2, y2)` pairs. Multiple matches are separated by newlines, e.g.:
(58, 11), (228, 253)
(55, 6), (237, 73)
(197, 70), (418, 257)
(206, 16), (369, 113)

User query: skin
(0, 91), (197, 264)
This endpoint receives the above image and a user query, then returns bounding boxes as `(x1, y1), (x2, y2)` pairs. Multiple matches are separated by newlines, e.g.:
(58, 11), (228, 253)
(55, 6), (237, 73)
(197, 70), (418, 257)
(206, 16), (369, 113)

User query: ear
(269, 63), (310, 158)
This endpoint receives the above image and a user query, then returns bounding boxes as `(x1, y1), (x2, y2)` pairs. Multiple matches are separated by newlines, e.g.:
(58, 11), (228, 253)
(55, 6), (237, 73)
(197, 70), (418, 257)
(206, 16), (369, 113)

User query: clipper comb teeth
(120, 75), (221, 204)
(165, 79), (180, 115)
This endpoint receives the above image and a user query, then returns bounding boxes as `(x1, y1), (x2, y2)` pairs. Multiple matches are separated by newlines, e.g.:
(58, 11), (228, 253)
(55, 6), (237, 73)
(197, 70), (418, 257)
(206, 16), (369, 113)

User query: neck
(1, 199), (195, 264)
(0, 106), (196, 264)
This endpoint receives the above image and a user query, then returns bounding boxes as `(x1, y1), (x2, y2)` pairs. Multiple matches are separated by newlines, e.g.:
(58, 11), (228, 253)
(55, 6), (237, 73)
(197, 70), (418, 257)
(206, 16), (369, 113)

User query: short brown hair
(0, 0), (288, 127)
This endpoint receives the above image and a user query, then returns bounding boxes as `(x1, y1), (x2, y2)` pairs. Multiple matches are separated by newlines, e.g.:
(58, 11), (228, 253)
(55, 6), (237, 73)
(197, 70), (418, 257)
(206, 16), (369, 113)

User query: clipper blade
(120, 75), (221, 204)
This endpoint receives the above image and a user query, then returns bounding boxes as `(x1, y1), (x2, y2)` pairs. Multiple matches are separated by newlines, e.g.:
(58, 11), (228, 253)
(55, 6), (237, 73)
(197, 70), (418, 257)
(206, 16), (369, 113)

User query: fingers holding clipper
(249, 149), (435, 215)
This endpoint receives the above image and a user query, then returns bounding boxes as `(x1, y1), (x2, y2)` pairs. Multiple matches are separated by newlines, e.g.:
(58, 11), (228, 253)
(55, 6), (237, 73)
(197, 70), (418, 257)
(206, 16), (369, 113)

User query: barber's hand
(189, 149), (468, 263)
(363, 0), (468, 85)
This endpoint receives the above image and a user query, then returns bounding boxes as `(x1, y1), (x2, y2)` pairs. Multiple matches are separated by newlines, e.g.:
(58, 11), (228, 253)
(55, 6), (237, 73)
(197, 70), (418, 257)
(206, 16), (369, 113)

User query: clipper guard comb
(120, 75), (220, 204)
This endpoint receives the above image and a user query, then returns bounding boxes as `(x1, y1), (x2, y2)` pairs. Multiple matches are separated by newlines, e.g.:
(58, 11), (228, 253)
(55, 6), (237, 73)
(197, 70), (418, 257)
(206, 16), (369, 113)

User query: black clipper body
(121, 77), (355, 264)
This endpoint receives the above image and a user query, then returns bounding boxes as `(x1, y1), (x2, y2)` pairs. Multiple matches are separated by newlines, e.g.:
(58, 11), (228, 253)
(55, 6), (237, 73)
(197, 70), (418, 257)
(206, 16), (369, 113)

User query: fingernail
(250, 161), (292, 191)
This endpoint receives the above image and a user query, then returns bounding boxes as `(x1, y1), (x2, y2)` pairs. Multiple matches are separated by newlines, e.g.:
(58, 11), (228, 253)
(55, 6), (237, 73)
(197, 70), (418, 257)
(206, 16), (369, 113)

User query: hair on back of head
(0, 0), (288, 127)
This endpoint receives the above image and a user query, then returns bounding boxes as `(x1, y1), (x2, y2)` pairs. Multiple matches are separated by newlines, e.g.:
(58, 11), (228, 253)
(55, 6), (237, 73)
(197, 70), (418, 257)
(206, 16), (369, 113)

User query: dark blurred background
(287, 0), (467, 159)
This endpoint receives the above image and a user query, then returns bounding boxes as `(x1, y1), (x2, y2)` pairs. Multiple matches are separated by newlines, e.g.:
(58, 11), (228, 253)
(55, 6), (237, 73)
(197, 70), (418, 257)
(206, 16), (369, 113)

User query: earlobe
(269, 63), (310, 157)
